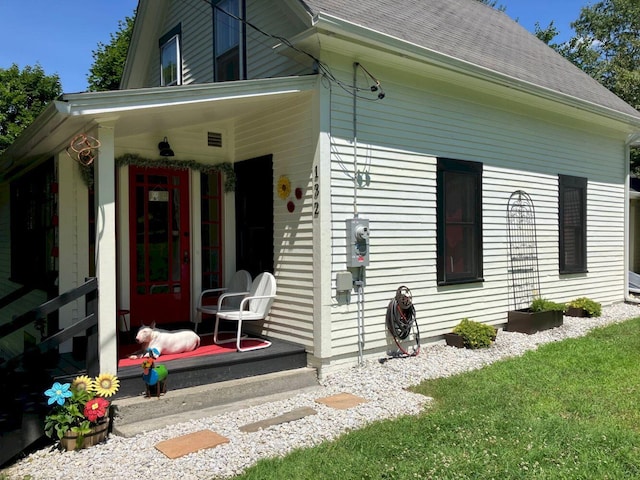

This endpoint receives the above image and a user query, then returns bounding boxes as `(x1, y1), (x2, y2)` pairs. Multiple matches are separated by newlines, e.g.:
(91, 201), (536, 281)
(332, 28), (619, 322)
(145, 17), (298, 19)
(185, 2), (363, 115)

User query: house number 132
(313, 165), (319, 218)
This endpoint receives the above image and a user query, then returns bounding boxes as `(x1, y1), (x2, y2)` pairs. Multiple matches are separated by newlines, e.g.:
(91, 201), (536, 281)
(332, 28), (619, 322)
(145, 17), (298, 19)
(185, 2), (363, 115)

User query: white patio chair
(194, 270), (252, 333)
(213, 272), (276, 352)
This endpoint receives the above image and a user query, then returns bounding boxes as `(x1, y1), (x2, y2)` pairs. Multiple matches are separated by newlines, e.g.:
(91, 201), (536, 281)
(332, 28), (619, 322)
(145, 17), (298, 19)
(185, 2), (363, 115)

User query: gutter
(624, 133), (640, 304)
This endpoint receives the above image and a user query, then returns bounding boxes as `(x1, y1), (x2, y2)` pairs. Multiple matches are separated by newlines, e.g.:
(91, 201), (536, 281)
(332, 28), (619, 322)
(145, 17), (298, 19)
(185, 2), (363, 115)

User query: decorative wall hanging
(66, 134), (101, 166)
(115, 153), (236, 192)
(277, 175), (291, 200)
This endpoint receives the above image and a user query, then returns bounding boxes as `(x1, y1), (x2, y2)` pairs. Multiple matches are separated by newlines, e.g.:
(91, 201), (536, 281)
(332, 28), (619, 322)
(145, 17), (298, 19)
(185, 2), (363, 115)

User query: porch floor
(116, 335), (309, 398)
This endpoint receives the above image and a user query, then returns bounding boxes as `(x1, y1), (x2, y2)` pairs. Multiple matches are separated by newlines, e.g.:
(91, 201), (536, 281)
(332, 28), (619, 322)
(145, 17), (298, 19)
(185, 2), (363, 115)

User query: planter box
(565, 306), (591, 318)
(506, 309), (563, 334)
(60, 418), (109, 451)
(444, 332), (466, 348)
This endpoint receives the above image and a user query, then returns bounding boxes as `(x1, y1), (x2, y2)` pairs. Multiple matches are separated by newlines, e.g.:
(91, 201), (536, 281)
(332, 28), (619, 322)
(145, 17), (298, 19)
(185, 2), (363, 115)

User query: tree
(476, 0), (506, 12)
(534, 20), (560, 48)
(87, 15), (135, 92)
(0, 64), (61, 154)
(557, 0), (640, 171)
(566, 0), (640, 111)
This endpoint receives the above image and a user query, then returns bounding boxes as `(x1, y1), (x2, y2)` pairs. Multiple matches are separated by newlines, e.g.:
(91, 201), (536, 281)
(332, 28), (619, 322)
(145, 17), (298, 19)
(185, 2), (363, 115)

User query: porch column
(95, 121), (118, 374)
(312, 82), (333, 372)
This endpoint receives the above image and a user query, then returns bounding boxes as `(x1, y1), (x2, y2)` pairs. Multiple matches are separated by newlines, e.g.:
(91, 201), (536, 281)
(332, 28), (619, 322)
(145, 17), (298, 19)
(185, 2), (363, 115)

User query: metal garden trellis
(506, 190), (541, 310)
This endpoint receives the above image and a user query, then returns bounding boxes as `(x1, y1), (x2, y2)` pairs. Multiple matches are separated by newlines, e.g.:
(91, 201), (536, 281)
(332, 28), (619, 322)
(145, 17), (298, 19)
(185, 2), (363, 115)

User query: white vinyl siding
(234, 93), (317, 351)
(321, 55), (627, 362)
(149, 0), (311, 87)
(245, 0), (311, 79)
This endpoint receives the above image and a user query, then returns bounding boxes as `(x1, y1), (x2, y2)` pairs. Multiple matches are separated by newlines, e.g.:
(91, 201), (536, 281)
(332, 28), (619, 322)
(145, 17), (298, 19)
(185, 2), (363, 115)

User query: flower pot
(506, 309), (563, 334)
(60, 418), (109, 451)
(444, 332), (466, 348)
(566, 306), (591, 317)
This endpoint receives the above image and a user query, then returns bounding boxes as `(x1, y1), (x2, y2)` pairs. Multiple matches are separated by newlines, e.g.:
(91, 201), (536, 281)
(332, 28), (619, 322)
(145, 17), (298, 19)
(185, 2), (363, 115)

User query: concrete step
(111, 367), (320, 437)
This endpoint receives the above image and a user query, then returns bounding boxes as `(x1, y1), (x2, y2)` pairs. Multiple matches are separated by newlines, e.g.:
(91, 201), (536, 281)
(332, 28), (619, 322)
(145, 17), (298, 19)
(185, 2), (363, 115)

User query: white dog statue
(129, 323), (200, 359)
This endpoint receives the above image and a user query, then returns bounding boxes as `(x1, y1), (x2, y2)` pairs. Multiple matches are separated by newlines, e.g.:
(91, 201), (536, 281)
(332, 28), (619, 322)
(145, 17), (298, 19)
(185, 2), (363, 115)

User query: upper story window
(214, 0), (244, 82)
(436, 158), (483, 285)
(559, 174), (587, 273)
(160, 25), (181, 86)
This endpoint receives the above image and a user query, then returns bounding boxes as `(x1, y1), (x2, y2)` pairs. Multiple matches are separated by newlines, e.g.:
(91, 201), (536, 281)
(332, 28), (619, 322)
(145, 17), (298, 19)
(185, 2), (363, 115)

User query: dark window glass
(10, 159), (58, 291)
(437, 158), (483, 285)
(559, 175), (587, 273)
(201, 172), (223, 289)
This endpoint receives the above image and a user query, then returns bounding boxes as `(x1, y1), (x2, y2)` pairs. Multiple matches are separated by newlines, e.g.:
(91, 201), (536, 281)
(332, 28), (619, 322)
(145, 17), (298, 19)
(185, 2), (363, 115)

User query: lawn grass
(235, 317), (640, 479)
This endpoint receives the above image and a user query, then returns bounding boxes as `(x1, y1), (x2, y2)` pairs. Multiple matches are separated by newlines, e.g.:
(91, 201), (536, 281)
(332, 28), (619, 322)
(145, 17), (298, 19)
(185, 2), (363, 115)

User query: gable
(300, 0), (640, 124)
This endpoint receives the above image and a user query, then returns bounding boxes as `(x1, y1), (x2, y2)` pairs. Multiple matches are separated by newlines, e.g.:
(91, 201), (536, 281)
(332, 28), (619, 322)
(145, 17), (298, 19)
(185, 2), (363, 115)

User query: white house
(1, 0), (640, 377)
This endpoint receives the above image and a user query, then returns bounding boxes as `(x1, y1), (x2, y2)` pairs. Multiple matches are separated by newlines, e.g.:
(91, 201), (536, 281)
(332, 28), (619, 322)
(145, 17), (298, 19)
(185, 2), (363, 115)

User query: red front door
(129, 167), (190, 325)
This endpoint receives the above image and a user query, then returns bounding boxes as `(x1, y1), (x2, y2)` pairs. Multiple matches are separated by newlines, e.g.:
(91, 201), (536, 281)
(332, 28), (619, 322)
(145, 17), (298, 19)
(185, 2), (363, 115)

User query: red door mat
(118, 335), (269, 368)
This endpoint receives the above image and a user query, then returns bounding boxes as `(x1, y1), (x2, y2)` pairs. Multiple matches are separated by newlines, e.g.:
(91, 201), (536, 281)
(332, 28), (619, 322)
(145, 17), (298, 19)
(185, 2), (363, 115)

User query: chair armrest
(237, 294), (276, 315)
(198, 287), (227, 304)
(217, 290), (250, 309)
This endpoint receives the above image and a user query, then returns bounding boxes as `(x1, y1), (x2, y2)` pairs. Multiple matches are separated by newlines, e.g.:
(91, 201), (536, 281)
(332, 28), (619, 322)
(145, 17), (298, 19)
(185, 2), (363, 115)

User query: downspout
(624, 133), (640, 304)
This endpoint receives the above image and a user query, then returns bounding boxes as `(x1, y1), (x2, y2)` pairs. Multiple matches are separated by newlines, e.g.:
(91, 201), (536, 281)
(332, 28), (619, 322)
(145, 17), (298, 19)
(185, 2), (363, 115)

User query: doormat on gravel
(315, 392), (368, 409)
(155, 430), (229, 459)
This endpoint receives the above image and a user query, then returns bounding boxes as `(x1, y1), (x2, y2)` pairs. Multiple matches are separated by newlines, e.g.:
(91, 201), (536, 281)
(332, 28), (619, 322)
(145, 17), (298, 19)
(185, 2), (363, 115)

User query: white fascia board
(61, 75), (319, 116)
(312, 12), (640, 130)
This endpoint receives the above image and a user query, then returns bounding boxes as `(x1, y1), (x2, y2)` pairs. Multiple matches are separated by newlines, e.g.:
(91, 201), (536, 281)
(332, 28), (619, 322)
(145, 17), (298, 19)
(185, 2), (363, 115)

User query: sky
(0, 0), (589, 94)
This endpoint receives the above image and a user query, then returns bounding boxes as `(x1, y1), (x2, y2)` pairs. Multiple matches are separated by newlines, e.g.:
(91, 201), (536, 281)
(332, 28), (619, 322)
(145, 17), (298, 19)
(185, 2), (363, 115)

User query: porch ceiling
(0, 75), (318, 181)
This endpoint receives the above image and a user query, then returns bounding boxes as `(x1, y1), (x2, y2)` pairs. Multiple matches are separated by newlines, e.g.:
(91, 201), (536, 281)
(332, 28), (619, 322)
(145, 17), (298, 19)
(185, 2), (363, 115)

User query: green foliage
(539, 0), (640, 174)
(44, 388), (92, 445)
(452, 318), (496, 349)
(567, 297), (602, 317)
(530, 296), (566, 313)
(87, 14), (135, 92)
(0, 63), (61, 154)
(236, 317), (640, 479)
(474, 0), (507, 12)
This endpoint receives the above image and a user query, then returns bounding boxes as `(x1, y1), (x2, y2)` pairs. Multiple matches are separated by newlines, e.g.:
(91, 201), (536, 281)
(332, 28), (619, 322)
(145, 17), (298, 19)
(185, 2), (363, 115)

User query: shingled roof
(300, 0), (640, 122)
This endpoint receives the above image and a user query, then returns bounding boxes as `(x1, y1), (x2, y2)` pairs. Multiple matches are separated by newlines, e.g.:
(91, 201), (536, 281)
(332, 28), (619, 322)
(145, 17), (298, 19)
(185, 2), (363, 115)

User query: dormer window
(160, 25), (181, 86)
(214, 0), (244, 82)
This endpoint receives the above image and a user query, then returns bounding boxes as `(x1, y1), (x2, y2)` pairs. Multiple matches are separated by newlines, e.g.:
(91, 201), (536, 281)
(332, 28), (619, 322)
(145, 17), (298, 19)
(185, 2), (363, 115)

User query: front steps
(112, 367), (320, 437)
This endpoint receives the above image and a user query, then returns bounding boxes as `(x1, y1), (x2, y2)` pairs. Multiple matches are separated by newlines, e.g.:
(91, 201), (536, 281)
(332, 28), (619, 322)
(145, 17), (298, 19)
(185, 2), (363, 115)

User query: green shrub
(452, 318), (497, 349)
(567, 297), (602, 317)
(530, 297), (566, 313)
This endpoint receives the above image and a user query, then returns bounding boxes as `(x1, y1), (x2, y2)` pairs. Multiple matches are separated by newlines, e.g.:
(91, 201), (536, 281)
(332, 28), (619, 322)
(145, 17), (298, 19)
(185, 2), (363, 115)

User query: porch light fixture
(158, 137), (175, 157)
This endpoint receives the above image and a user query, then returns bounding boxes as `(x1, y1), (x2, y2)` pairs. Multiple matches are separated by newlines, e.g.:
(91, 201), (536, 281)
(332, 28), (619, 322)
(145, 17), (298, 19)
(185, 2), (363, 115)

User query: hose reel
(384, 285), (420, 358)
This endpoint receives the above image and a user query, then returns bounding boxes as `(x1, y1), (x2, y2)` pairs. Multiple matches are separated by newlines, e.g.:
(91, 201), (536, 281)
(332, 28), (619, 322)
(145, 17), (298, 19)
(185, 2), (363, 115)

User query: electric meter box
(346, 218), (370, 267)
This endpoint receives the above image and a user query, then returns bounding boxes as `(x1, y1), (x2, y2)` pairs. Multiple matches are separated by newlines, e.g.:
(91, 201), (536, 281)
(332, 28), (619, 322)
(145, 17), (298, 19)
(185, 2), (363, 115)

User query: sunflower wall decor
(277, 175), (292, 200)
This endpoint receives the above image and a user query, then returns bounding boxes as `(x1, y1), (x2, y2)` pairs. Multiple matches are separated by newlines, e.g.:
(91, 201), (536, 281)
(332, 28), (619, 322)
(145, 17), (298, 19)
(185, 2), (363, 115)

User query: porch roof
(0, 75), (319, 183)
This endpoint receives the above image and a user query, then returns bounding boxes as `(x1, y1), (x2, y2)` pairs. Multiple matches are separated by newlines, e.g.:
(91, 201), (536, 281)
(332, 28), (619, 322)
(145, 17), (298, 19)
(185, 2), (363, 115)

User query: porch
(0, 280), (312, 467)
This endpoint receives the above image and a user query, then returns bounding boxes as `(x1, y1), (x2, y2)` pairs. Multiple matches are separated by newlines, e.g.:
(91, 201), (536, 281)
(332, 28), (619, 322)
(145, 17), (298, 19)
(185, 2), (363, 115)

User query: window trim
(436, 157), (484, 286)
(159, 24), (182, 86)
(558, 174), (587, 274)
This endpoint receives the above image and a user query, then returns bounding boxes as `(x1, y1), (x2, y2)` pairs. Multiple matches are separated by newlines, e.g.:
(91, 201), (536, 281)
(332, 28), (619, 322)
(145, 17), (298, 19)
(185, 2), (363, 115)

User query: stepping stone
(316, 392), (368, 410)
(155, 430), (229, 459)
(239, 407), (317, 432)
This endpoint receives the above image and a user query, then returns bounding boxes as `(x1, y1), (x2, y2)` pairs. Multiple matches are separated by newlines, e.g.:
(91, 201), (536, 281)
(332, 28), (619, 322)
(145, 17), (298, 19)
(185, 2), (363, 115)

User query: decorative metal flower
(72, 375), (95, 393)
(84, 397), (109, 422)
(94, 373), (120, 397)
(277, 175), (291, 200)
(44, 382), (72, 406)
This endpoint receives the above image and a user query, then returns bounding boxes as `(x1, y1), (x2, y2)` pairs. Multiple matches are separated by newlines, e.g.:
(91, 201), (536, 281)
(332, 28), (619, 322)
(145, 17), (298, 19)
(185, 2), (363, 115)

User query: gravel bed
(4, 302), (640, 479)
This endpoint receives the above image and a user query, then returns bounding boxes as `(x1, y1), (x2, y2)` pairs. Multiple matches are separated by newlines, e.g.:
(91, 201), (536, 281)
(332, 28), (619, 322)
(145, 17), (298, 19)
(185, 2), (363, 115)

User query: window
(436, 158), (483, 285)
(201, 172), (223, 290)
(559, 174), (587, 273)
(214, 0), (244, 82)
(160, 25), (181, 86)
(10, 159), (58, 291)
